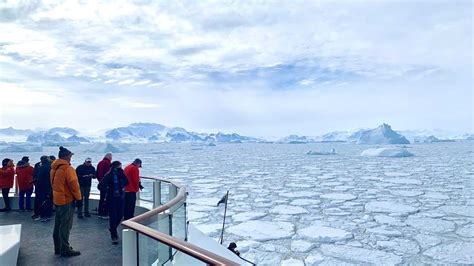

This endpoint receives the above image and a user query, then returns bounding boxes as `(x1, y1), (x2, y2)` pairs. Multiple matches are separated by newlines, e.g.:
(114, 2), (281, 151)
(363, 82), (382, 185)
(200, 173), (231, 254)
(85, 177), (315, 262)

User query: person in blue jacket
(98, 161), (129, 244)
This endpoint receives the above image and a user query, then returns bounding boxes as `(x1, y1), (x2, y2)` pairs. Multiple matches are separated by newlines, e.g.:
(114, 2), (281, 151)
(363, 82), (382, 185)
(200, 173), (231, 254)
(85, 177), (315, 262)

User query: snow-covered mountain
(105, 123), (259, 143)
(356, 124), (410, 144)
(0, 127), (34, 142)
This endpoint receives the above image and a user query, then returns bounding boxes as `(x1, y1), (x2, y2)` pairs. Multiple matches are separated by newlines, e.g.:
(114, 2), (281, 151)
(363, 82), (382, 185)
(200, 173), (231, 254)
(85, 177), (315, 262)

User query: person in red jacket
(123, 158), (143, 220)
(0, 158), (15, 212)
(16, 156), (34, 211)
(96, 153), (112, 218)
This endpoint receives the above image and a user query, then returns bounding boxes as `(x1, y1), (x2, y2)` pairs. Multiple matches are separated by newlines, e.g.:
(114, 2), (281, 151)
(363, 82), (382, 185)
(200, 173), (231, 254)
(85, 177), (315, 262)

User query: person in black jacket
(32, 156), (46, 219)
(36, 156), (53, 222)
(98, 161), (129, 244)
(75, 158), (96, 218)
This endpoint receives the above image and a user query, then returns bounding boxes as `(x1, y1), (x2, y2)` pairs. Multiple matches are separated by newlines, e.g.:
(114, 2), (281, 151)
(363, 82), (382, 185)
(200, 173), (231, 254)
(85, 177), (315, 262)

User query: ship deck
(0, 210), (123, 265)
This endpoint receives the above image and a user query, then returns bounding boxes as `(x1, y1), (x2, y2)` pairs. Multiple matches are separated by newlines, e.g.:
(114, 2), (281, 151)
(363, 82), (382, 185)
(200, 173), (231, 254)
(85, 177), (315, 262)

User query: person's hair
(2, 158), (11, 168)
(40, 155), (49, 164)
(110, 161), (122, 169)
(49, 155), (56, 161)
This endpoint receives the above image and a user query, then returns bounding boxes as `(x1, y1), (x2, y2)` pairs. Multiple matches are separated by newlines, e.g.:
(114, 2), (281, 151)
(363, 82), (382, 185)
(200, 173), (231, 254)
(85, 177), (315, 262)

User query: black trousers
(108, 196), (124, 239)
(1, 188), (10, 209)
(98, 189), (108, 216)
(123, 192), (136, 220)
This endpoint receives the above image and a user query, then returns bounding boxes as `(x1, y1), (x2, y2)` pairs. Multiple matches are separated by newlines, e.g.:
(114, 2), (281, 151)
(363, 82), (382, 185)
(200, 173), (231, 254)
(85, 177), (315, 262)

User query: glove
(139, 182), (144, 191)
(75, 200), (83, 209)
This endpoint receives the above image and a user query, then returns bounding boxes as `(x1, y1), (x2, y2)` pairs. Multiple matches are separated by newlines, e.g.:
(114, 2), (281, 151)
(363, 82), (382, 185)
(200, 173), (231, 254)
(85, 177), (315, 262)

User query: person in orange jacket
(123, 158), (143, 220)
(0, 158), (14, 212)
(16, 156), (34, 211)
(51, 146), (82, 257)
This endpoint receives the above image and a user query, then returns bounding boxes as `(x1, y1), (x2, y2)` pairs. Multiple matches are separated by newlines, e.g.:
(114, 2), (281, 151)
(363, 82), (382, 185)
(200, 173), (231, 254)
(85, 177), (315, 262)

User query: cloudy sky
(0, 0), (472, 137)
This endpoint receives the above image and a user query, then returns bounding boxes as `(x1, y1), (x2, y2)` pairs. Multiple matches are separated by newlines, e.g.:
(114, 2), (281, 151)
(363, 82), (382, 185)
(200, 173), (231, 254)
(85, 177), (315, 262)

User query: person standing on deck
(76, 158), (96, 218)
(98, 161), (128, 244)
(16, 156), (34, 211)
(36, 156), (54, 222)
(96, 152), (112, 219)
(0, 158), (14, 212)
(32, 156), (46, 219)
(123, 158), (143, 220)
(51, 146), (82, 257)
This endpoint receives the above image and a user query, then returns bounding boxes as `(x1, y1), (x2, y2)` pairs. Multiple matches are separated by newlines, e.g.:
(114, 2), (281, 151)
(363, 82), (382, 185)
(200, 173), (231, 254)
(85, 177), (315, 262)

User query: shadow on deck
(0, 210), (123, 266)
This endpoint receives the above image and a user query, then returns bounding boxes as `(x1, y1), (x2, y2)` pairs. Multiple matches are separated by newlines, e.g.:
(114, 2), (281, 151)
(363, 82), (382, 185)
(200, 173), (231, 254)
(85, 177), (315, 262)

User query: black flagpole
(219, 190), (229, 245)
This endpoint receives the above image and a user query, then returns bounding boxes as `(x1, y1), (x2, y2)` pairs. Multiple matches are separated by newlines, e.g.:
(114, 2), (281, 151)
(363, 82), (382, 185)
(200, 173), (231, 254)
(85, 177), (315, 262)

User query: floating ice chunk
(456, 224), (474, 238)
(194, 223), (222, 236)
(384, 172), (411, 177)
(188, 211), (209, 220)
(320, 193), (357, 201)
(236, 240), (260, 253)
(422, 192), (449, 200)
(232, 212), (266, 222)
(377, 239), (420, 254)
(305, 251), (324, 265)
(406, 215), (455, 233)
(365, 201), (418, 215)
(367, 226), (402, 237)
(298, 225), (353, 242)
(438, 205), (474, 217)
(384, 178), (422, 185)
(187, 197), (220, 206)
(290, 199), (321, 206)
(291, 240), (314, 252)
(320, 244), (402, 265)
(414, 234), (441, 249)
(278, 191), (319, 198)
(228, 221), (294, 241)
(373, 215), (405, 226)
(390, 190), (424, 197)
(424, 242), (474, 264)
(361, 148), (414, 157)
(281, 258), (304, 266)
(270, 205), (309, 215)
(306, 149), (336, 156)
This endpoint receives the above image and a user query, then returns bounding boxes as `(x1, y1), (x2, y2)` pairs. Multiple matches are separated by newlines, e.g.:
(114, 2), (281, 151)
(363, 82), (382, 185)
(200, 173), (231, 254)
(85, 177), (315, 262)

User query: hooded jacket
(16, 161), (34, 191)
(76, 164), (96, 187)
(50, 159), (81, 206)
(0, 164), (15, 189)
(98, 168), (129, 199)
(36, 160), (52, 195)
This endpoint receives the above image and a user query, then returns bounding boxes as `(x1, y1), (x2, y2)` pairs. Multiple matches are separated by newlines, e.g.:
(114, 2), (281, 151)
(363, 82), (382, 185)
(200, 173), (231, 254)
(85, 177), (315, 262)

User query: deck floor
(0, 210), (123, 266)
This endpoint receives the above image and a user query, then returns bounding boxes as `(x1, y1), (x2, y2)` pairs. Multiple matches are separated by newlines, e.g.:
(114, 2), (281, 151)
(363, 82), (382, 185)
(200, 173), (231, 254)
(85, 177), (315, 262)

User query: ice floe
(290, 199), (321, 206)
(290, 240), (314, 252)
(298, 225), (353, 242)
(365, 201), (418, 215)
(228, 221), (294, 241)
(361, 147), (414, 157)
(320, 244), (402, 265)
(281, 258), (304, 266)
(320, 193), (357, 201)
(377, 239), (420, 254)
(406, 215), (455, 233)
(304, 251), (324, 265)
(367, 226), (402, 237)
(270, 205), (309, 215)
(424, 242), (474, 264)
(231, 212), (266, 222)
(456, 224), (474, 238)
(373, 215), (405, 226)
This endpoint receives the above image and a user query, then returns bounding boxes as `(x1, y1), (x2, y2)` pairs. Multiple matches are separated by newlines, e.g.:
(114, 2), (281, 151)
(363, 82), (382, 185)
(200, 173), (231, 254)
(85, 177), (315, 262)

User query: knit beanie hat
(58, 146), (73, 159)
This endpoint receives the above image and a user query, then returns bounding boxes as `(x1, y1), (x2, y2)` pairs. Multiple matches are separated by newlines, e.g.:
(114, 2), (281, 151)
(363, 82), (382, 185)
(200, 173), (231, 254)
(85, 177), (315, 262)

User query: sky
(0, 0), (472, 137)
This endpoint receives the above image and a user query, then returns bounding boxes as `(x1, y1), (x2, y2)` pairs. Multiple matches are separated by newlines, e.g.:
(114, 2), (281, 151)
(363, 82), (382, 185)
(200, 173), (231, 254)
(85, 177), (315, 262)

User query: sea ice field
(2, 141), (473, 265)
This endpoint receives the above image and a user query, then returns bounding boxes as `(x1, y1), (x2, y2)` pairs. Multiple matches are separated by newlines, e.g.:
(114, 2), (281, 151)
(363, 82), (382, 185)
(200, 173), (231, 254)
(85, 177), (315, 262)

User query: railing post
(169, 186), (177, 201)
(157, 213), (171, 263)
(122, 229), (138, 266)
(153, 181), (161, 208)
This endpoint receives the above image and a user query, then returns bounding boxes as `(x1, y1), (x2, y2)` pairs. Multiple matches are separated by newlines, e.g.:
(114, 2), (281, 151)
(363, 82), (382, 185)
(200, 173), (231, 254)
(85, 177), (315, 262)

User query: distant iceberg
(0, 144), (43, 153)
(86, 143), (130, 153)
(361, 147), (414, 157)
(357, 124), (410, 145)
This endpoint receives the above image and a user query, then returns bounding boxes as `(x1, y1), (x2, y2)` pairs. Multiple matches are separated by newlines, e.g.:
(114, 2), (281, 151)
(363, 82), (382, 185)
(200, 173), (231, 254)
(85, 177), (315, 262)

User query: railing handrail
(122, 220), (239, 266)
(122, 176), (240, 266)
